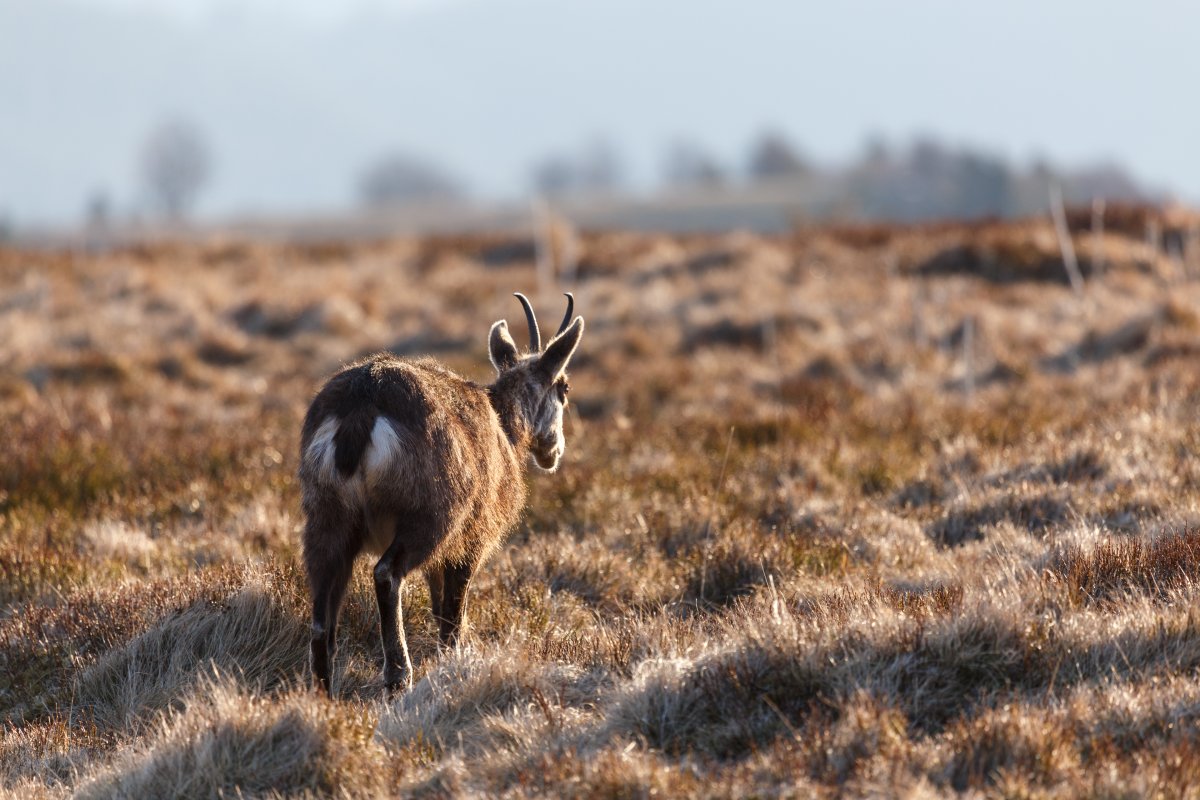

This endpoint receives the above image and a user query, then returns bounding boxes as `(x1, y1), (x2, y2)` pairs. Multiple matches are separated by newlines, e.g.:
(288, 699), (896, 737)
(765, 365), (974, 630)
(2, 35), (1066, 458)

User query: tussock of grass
(0, 718), (112, 795)
(681, 537), (779, 608)
(875, 580), (965, 616)
(1051, 528), (1200, 605)
(504, 533), (676, 612)
(0, 567), (246, 722)
(803, 692), (912, 786)
(74, 677), (389, 800)
(0, 547), (94, 608)
(378, 644), (599, 756)
(602, 602), (1034, 758)
(609, 642), (828, 759)
(72, 568), (309, 733)
(929, 491), (1070, 547)
(942, 705), (1079, 791)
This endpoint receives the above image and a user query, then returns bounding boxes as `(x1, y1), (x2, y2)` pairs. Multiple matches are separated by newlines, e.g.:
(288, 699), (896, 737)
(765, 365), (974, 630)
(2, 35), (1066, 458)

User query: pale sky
(2, 0), (1198, 226)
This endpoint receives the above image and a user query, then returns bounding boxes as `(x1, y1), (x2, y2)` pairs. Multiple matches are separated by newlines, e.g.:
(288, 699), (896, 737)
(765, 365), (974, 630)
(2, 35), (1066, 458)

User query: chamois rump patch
(303, 413), (410, 500)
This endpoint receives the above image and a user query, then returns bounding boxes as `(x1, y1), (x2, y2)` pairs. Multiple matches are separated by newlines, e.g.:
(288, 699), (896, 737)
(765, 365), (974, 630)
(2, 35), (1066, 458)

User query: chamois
(298, 293), (584, 695)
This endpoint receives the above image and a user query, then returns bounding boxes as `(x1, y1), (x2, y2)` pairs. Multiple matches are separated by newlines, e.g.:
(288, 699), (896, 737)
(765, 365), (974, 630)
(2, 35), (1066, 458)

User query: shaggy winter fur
(298, 299), (584, 694)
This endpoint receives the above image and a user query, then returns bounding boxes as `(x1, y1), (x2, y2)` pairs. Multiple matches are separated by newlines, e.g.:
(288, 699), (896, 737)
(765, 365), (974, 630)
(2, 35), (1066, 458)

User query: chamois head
(488, 292), (584, 472)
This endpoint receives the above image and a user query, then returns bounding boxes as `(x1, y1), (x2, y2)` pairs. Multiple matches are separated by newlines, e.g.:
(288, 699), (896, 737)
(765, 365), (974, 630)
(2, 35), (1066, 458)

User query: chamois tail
(333, 405), (377, 478)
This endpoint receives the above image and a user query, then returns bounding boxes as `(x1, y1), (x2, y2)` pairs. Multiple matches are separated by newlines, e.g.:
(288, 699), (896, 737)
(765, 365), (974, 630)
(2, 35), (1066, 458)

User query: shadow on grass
(927, 494), (1070, 548)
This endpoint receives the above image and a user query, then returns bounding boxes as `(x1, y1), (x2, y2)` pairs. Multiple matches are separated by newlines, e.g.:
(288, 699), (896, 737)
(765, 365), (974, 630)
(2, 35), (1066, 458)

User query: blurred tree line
(84, 120), (1149, 228)
(354, 129), (1149, 221)
(841, 135), (1146, 221)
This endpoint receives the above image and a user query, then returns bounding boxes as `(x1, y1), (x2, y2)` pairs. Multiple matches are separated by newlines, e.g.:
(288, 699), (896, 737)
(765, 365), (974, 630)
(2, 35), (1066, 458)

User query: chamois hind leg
(437, 561), (475, 647)
(322, 558), (354, 677)
(426, 568), (445, 633)
(374, 531), (415, 695)
(304, 508), (358, 696)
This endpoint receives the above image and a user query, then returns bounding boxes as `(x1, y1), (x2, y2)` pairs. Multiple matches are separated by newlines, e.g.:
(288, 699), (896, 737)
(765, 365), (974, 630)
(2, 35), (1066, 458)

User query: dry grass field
(2, 209), (1200, 797)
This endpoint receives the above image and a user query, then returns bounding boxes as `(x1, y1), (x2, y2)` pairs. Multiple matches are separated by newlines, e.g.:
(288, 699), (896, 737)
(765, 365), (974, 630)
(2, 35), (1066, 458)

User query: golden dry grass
(2, 213), (1200, 797)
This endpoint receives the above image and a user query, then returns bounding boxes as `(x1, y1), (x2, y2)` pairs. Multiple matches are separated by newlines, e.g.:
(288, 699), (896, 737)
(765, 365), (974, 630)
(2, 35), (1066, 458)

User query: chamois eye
(556, 381), (570, 401)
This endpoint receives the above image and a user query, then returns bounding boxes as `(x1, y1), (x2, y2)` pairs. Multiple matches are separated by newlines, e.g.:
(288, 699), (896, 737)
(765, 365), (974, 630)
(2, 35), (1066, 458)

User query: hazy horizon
(3, 0), (1199, 228)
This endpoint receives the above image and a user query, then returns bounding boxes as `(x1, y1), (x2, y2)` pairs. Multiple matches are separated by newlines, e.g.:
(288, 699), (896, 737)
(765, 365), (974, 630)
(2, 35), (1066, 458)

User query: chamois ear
(489, 320), (520, 373)
(536, 316), (584, 380)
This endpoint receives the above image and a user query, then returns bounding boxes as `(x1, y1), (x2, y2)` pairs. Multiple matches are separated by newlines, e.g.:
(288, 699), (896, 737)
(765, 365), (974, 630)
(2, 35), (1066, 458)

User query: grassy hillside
(2, 212), (1200, 797)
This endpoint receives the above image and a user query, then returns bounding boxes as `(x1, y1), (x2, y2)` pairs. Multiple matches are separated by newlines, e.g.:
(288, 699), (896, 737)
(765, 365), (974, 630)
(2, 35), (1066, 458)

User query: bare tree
(860, 133), (893, 170)
(662, 140), (725, 189)
(530, 156), (578, 198)
(140, 119), (212, 221)
(531, 138), (626, 198)
(358, 153), (462, 208)
(85, 189), (112, 229)
(747, 130), (809, 182)
(578, 138), (625, 194)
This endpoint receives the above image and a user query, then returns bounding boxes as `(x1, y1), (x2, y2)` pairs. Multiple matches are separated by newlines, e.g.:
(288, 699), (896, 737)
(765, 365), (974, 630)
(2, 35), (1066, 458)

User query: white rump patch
(305, 416), (341, 485)
(304, 415), (365, 505)
(304, 414), (408, 507)
(364, 416), (404, 483)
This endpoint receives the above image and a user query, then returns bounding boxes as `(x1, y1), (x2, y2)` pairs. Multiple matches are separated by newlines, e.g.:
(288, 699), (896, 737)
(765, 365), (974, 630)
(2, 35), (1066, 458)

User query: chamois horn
(556, 293), (574, 337)
(513, 292), (540, 353)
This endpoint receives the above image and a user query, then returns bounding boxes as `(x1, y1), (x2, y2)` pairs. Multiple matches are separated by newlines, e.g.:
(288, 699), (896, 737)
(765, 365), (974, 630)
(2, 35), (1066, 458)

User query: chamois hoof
(383, 669), (413, 697)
